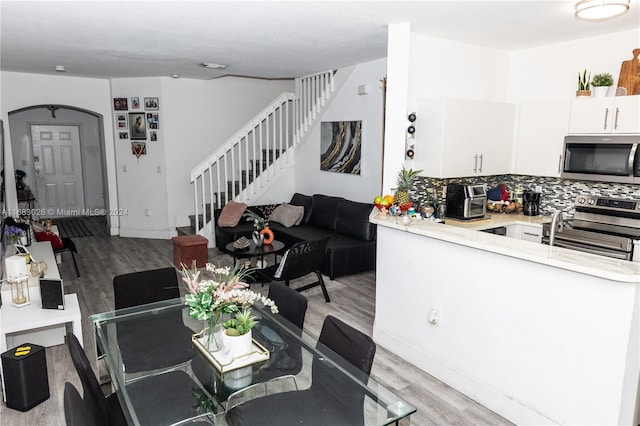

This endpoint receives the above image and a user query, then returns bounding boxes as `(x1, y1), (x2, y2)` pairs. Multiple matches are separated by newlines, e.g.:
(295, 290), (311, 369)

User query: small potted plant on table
(577, 69), (591, 97)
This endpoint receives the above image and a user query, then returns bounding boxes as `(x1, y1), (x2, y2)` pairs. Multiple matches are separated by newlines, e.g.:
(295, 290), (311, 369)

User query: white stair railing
(189, 70), (335, 236)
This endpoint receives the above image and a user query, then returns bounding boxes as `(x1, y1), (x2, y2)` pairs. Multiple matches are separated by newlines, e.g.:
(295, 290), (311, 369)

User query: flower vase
(203, 323), (226, 352)
(225, 330), (253, 359)
(252, 230), (264, 247)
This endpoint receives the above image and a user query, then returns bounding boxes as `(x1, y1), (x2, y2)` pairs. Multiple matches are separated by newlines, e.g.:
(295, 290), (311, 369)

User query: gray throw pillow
(270, 203), (304, 227)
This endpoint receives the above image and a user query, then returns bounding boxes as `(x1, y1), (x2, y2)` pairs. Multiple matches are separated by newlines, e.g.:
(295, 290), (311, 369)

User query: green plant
(223, 308), (257, 336)
(592, 73), (613, 87)
(578, 69), (591, 91)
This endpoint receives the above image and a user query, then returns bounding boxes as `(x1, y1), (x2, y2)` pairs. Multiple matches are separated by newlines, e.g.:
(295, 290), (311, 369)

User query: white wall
(0, 71), (118, 233)
(508, 29), (640, 102)
(293, 58), (387, 203)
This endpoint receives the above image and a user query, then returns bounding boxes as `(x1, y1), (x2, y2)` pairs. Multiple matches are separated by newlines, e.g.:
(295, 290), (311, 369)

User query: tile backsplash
(412, 174), (640, 218)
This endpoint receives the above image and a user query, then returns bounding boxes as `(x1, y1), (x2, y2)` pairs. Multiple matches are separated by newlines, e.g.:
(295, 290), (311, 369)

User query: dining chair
(267, 281), (308, 329)
(225, 314), (377, 426)
(64, 382), (97, 426)
(66, 333), (128, 426)
(257, 238), (331, 302)
(68, 332), (209, 426)
(112, 267), (194, 375)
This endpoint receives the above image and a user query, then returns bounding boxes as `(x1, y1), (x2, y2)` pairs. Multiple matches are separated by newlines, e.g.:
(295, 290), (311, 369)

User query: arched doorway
(7, 105), (108, 222)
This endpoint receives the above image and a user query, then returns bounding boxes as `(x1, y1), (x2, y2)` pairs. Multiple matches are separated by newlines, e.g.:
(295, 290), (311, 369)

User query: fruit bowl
(374, 203), (389, 211)
(398, 202), (414, 211)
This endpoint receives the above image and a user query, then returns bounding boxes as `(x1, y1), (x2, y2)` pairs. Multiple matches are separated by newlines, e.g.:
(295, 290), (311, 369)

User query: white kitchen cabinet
(505, 223), (542, 243)
(568, 95), (640, 134)
(513, 100), (570, 177)
(415, 98), (515, 178)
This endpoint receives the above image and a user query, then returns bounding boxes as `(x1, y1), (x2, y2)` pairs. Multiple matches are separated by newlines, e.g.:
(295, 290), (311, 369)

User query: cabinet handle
(558, 154), (563, 174)
(604, 108), (609, 130)
(478, 154), (483, 173)
(473, 154), (478, 173)
(614, 107), (620, 130)
(523, 232), (540, 237)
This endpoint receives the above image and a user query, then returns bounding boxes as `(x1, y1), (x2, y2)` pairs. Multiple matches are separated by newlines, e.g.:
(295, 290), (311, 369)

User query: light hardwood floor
(0, 218), (512, 425)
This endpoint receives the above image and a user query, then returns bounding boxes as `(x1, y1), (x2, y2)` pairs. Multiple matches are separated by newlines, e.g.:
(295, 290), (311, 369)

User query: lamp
(575, 0), (630, 20)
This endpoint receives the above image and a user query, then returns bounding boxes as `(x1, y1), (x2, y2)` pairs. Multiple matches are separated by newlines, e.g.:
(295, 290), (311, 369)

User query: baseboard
(118, 227), (176, 239)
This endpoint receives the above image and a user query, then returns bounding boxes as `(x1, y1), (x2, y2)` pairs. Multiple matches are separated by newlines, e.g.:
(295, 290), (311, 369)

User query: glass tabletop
(91, 298), (416, 425)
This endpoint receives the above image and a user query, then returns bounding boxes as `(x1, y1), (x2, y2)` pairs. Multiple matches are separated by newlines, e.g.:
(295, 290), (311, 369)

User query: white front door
(31, 125), (85, 216)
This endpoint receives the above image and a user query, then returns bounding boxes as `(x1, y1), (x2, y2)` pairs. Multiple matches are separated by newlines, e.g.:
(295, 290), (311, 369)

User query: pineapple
(394, 166), (422, 206)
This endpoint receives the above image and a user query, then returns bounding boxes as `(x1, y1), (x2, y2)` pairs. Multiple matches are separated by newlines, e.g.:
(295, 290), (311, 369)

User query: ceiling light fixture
(200, 62), (228, 70)
(171, 74), (181, 79)
(575, 0), (630, 20)
(55, 65), (66, 72)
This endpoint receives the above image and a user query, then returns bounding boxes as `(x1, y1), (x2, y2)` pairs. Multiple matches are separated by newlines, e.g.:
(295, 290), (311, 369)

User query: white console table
(0, 241), (83, 402)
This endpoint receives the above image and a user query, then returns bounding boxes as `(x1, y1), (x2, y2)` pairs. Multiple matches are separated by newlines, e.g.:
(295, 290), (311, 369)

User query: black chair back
(66, 333), (109, 425)
(267, 282), (308, 329)
(318, 315), (376, 374)
(113, 267), (179, 309)
(64, 382), (98, 426)
(275, 238), (328, 281)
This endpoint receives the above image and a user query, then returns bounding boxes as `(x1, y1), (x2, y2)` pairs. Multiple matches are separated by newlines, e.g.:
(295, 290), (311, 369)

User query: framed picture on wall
(115, 113), (128, 129)
(150, 131), (157, 141)
(119, 132), (129, 140)
(131, 97), (140, 109)
(113, 98), (128, 110)
(131, 142), (146, 158)
(320, 120), (362, 175)
(146, 113), (159, 129)
(129, 112), (147, 140)
(144, 97), (159, 110)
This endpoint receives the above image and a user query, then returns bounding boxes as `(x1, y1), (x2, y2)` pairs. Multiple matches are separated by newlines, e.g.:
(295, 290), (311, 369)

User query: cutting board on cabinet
(617, 48), (640, 95)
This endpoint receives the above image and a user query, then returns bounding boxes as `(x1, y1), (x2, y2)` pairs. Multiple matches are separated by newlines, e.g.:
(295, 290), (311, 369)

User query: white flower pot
(593, 86), (609, 98)
(225, 329), (253, 359)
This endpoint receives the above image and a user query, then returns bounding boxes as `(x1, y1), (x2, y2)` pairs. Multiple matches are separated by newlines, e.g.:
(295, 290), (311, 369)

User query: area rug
(54, 218), (93, 238)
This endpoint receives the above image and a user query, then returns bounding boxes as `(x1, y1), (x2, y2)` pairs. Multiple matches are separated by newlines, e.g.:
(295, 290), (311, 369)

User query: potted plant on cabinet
(592, 73), (613, 98)
(577, 69), (591, 97)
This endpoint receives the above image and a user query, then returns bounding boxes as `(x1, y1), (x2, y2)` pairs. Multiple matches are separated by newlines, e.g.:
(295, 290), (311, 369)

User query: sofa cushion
(335, 199), (376, 241)
(270, 203), (304, 227)
(290, 193), (313, 224)
(308, 194), (343, 231)
(218, 201), (247, 227)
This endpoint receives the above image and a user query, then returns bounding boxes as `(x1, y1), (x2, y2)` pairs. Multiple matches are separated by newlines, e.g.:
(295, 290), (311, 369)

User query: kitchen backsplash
(412, 175), (640, 218)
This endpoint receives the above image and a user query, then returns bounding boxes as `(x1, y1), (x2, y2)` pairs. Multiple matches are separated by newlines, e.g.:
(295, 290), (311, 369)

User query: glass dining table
(91, 298), (416, 425)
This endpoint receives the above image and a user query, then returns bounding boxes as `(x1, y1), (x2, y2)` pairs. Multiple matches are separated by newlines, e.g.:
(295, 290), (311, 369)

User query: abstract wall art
(320, 120), (362, 174)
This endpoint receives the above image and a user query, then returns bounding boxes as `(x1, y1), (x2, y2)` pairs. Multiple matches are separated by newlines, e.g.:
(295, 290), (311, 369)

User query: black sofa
(214, 193), (376, 280)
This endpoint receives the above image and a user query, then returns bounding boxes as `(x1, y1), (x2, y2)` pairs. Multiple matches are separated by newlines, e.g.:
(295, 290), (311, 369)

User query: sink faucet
(549, 210), (564, 247)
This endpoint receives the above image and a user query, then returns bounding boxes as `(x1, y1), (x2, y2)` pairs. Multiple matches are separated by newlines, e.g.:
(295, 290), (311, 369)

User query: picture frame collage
(113, 96), (160, 158)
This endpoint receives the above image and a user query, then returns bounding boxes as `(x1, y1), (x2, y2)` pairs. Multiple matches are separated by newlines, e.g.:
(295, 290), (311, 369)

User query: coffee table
(225, 240), (285, 270)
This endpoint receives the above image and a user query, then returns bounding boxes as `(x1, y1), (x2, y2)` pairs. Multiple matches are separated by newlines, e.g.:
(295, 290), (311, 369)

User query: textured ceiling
(1, 1), (638, 80)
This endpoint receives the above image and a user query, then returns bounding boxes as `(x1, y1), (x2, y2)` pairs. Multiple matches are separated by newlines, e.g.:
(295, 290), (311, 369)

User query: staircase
(180, 70), (336, 239)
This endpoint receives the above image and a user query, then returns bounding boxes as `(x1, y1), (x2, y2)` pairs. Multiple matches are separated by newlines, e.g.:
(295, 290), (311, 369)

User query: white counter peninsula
(370, 211), (640, 426)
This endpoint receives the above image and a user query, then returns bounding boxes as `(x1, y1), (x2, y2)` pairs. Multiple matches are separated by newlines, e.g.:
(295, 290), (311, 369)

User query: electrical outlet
(428, 308), (440, 325)
(144, 209), (150, 217)
(535, 185), (542, 193)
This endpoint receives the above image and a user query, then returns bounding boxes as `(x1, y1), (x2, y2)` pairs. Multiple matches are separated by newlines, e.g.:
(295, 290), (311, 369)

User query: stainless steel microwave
(561, 135), (640, 184)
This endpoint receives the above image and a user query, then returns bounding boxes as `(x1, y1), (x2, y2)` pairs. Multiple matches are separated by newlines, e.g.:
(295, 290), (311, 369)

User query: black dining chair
(64, 382), (97, 426)
(113, 267), (194, 375)
(225, 315), (377, 426)
(267, 281), (308, 329)
(66, 333), (128, 426)
(257, 238), (330, 302)
(67, 332), (210, 426)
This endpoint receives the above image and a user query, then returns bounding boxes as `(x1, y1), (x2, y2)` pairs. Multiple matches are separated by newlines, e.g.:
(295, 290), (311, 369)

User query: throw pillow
(218, 201), (247, 227)
(270, 203), (304, 228)
(34, 231), (64, 250)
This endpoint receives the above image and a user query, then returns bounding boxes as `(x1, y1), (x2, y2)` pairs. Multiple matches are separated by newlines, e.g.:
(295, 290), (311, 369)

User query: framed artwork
(150, 131), (157, 142)
(113, 98), (128, 111)
(144, 97), (159, 110)
(320, 120), (362, 175)
(131, 142), (146, 158)
(129, 112), (147, 140)
(131, 97), (140, 109)
(146, 113), (159, 129)
(115, 113), (128, 129)
(119, 132), (129, 140)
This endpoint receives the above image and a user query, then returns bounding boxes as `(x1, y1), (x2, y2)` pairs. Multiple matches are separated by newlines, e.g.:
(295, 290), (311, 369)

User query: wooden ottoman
(172, 235), (208, 270)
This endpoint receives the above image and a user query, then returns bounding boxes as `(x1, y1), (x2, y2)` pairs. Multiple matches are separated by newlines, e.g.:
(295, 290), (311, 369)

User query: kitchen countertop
(370, 209), (640, 283)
